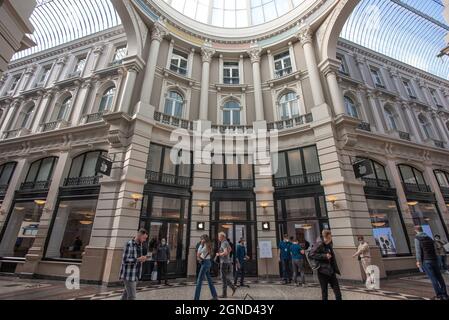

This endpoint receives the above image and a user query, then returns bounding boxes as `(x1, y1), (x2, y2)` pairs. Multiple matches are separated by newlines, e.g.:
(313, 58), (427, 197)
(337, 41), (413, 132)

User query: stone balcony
(2, 128), (30, 140)
(267, 113), (313, 131)
(40, 120), (70, 132)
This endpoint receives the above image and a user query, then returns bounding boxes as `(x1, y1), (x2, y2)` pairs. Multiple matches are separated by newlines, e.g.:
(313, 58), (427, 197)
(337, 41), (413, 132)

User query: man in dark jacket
(155, 238), (170, 285)
(415, 226), (448, 300)
(310, 229), (342, 301)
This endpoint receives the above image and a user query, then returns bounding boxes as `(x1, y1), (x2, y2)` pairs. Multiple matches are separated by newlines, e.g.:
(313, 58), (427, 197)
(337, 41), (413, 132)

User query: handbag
(444, 243), (449, 253)
(151, 270), (158, 281)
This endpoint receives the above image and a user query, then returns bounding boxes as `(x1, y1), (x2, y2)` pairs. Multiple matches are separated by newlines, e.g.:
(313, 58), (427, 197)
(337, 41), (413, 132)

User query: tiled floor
(0, 273), (445, 300)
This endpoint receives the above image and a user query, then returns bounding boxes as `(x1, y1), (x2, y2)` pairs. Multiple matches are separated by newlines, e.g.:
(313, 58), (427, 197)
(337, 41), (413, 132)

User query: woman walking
(194, 235), (218, 300)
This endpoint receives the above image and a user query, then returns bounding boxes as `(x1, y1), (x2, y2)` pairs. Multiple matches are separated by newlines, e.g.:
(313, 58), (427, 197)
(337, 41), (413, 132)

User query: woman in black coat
(309, 230), (342, 301)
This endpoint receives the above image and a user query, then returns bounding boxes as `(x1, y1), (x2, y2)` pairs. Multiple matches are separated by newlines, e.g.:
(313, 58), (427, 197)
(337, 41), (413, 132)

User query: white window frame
(164, 90), (185, 118)
(370, 67), (384, 88)
(273, 51), (293, 78)
(384, 107), (398, 131)
(223, 61), (240, 84)
(344, 96), (359, 119)
(402, 79), (416, 98)
(170, 49), (189, 76)
(278, 92), (300, 120)
(112, 45), (127, 63)
(222, 100), (242, 126)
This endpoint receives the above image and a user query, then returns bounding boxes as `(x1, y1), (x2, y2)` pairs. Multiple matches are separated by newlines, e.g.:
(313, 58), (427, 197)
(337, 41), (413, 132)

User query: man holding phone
(119, 228), (149, 300)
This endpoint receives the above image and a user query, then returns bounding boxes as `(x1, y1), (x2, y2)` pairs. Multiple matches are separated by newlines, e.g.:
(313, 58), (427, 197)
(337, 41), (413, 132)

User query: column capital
(25, 64), (38, 75)
(201, 42), (216, 63)
(247, 44), (262, 64)
(123, 55), (145, 73)
(151, 22), (168, 42)
(387, 67), (399, 78)
(319, 59), (340, 77)
(296, 25), (313, 45)
(56, 54), (69, 65)
(353, 52), (366, 65)
(93, 42), (106, 55)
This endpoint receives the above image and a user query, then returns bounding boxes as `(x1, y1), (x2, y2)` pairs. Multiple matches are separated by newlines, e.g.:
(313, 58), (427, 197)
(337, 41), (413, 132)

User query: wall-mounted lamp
(262, 222), (271, 231)
(199, 202), (208, 214)
(34, 200), (47, 206)
(407, 201), (418, 207)
(260, 202), (269, 213)
(197, 222), (205, 231)
(327, 195), (338, 209)
(130, 193), (144, 208)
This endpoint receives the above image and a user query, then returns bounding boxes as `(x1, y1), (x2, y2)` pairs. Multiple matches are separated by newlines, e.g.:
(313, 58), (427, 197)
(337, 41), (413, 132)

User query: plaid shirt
(119, 239), (143, 281)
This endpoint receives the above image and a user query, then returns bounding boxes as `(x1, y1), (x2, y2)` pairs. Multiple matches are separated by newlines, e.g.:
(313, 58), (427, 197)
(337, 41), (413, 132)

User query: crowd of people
(117, 227), (449, 301)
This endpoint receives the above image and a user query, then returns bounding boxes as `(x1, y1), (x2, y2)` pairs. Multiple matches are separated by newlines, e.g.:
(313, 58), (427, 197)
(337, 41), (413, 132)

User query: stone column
(20, 152), (72, 276)
(118, 57), (145, 115)
(415, 79), (432, 106)
(436, 111), (449, 141)
(70, 80), (93, 125)
(247, 44), (265, 121)
(0, 159), (28, 233)
(31, 91), (55, 132)
(354, 53), (370, 84)
(423, 163), (449, 226)
(385, 158), (416, 248)
(366, 90), (386, 133)
(199, 43), (215, 121)
(187, 120), (213, 277)
(401, 103), (422, 142)
(80, 108), (154, 284)
(296, 28), (325, 107)
(253, 121), (279, 277)
(388, 68), (406, 99)
(90, 43), (105, 75)
(320, 60), (346, 116)
(140, 23), (167, 105)
(53, 54), (69, 84)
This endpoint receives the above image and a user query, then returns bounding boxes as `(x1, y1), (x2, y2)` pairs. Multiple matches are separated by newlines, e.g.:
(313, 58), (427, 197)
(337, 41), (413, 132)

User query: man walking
(415, 227), (449, 300)
(291, 238), (306, 287)
(310, 230), (342, 301)
(278, 234), (292, 284)
(352, 236), (372, 280)
(217, 232), (237, 298)
(119, 228), (149, 300)
(234, 238), (250, 288)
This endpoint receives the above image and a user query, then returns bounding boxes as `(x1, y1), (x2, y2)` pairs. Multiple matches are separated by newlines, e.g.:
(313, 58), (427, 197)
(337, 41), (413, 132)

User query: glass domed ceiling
(163, 0), (304, 28)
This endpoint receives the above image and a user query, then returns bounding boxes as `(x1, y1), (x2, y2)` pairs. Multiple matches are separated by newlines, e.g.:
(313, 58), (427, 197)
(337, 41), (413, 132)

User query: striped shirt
(119, 239), (143, 281)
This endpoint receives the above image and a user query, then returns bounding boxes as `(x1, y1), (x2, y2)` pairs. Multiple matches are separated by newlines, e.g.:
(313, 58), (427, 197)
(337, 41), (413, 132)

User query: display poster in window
(259, 240), (273, 259)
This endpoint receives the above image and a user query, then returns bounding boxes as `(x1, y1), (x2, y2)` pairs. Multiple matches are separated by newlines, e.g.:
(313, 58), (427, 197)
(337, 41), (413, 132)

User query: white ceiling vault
(13, 0), (449, 79)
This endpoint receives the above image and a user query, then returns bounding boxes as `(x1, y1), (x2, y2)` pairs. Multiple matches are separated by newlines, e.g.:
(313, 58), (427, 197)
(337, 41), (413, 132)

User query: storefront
(44, 151), (106, 262)
(359, 158), (411, 257)
(139, 144), (192, 279)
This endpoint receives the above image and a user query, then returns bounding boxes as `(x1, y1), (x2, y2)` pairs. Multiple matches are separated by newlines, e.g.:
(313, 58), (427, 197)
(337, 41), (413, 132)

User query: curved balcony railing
(275, 67), (293, 78)
(211, 125), (254, 134)
(403, 182), (431, 193)
(146, 171), (192, 187)
(84, 111), (106, 124)
(154, 112), (194, 130)
(20, 180), (52, 191)
(357, 122), (371, 132)
(64, 176), (101, 187)
(267, 113), (313, 131)
(362, 178), (391, 189)
(211, 179), (254, 190)
(273, 172), (322, 188)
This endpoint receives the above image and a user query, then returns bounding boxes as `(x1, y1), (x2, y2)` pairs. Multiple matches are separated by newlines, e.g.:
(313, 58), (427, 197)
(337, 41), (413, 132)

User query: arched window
(0, 162), (16, 192)
(66, 151), (107, 186)
(223, 100), (241, 125)
(356, 158), (390, 188)
(22, 157), (58, 190)
(164, 91), (184, 118)
(55, 96), (72, 121)
(99, 87), (116, 112)
(398, 164), (429, 193)
(418, 115), (434, 140)
(344, 96), (358, 118)
(434, 170), (449, 189)
(278, 92), (299, 120)
(19, 104), (35, 129)
(384, 106), (398, 131)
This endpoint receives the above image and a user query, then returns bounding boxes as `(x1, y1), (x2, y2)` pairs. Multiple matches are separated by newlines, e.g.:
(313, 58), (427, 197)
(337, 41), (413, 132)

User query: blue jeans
(194, 260), (217, 300)
(422, 260), (448, 298)
(438, 255), (448, 271)
(281, 259), (292, 281)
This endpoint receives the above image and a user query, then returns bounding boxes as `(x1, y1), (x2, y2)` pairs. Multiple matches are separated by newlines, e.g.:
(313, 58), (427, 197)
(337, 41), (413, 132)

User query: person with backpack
(278, 234), (292, 284)
(434, 235), (449, 275)
(194, 234), (218, 300)
(415, 226), (449, 300)
(309, 230), (342, 301)
(290, 238), (306, 287)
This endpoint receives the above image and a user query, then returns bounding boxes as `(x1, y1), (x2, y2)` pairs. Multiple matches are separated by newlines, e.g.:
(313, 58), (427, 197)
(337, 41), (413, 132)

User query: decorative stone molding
(296, 25), (313, 46)
(201, 42), (216, 63)
(151, 22), (168, 42)
(247, 44), (262, 64)
(93, 42), (106, 55)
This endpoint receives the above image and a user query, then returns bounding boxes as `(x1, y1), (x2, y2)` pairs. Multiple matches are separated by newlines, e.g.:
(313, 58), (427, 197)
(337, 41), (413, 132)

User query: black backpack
(418, 235), (437, 260)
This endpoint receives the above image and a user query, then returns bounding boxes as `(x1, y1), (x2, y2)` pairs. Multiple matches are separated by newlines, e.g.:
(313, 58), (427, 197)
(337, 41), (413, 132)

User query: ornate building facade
(0, 0), (448, 285)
